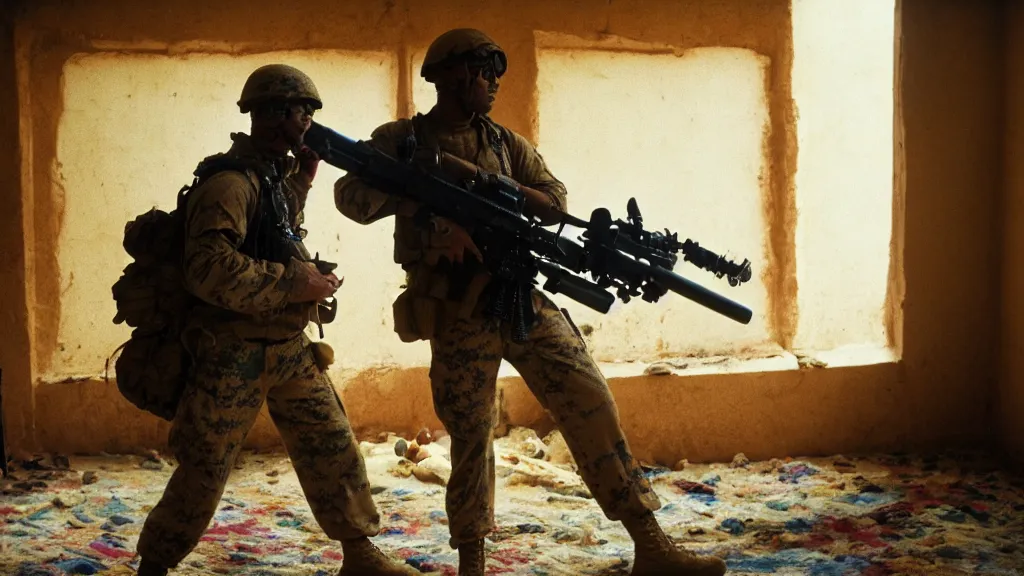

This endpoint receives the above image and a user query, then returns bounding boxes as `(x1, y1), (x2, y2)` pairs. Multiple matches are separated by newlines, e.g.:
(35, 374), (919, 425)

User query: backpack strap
(193, 154), (270, 193)
(175, 154), (262, 212)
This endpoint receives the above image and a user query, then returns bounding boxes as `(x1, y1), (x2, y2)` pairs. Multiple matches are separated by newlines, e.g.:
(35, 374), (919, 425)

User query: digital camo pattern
(428, 291), (662, 548)
(182, 133), (315, 341)
(137, 331), (380, 568)
(333, 112), (662, 551)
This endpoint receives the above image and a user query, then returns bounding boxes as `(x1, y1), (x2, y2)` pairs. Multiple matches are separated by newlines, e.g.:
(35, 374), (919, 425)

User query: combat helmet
(420, 28), (507, 82)
(237, 64), (323, 114)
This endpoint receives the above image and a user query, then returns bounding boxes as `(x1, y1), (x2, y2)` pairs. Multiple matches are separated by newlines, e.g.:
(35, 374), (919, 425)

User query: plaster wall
(54, 51), (411, 377)
(535, 45), (773, 360)
(791, 0), (896, 353)
(0, 0), (1006, 465)
(52, 46), (774, 379)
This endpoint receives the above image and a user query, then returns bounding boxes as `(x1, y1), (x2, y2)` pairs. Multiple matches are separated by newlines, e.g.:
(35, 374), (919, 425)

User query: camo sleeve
(333, 120), (408, 224)
(505, 129), (568, 213)
(182, 171), (299, 314)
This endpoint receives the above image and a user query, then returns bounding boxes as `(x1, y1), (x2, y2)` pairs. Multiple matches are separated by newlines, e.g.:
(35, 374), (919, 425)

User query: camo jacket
(333, 112), (566, 337)
(182, 132), (317, 341)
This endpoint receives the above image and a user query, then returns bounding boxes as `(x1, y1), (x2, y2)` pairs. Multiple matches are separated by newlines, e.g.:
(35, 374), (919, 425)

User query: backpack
(107, 155), (262, 421)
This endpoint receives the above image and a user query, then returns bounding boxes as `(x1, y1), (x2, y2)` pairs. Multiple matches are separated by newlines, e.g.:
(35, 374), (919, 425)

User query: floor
(2, 428), (1023, 575)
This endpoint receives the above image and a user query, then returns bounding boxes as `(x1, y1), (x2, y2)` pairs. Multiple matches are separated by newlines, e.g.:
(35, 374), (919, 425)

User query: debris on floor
(1, 429), (1023, 575)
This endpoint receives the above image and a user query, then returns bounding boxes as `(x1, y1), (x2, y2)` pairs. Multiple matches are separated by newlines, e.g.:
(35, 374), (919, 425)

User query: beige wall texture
(0, 0), (1014, 467)
(792, 0), (896, 353)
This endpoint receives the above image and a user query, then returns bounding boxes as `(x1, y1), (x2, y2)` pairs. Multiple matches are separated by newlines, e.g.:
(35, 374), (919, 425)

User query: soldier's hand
(289, 260), (342, 303)
(296, 145), (320, 182)
(323, 271), (342, 288)
(411, 145), (442, 169)
(426, 217), (483, 265)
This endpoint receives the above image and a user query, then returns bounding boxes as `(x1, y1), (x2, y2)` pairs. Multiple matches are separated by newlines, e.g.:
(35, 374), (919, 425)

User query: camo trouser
(137, 330), (380, 568)
(429, 290), (662, 548)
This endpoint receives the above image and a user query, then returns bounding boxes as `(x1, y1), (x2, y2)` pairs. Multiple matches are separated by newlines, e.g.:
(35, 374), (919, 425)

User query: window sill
(41, 345), (899, 385)
(496, 343), (899, 380)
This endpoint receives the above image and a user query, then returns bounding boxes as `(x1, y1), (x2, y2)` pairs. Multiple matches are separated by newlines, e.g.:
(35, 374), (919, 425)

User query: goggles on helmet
(464, 48), (507, 82)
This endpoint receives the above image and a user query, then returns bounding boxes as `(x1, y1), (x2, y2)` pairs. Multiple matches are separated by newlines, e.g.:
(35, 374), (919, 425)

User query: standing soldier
(333, 29), (728, 576)
(135, 64), (419, 576)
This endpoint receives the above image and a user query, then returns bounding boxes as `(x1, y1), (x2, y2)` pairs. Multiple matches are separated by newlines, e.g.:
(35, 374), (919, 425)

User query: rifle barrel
(647, 266), (753, 325)
(305, 120), (755, 326)
(305, 122), (365, 172)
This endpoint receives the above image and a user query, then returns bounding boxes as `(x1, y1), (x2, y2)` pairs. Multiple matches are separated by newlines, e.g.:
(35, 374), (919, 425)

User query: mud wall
(0, 0), (1008, 465)
(0, 9), (35, 458)
(1002, 1), (1024, 467)
(895, 0), (1004, 462)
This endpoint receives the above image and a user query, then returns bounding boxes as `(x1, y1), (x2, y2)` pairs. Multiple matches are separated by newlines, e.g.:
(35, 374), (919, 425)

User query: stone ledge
(29, 356), (977, 469)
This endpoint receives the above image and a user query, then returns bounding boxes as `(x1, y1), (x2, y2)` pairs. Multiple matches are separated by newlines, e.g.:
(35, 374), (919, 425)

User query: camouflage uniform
(334, 111), (662, 548)
(137, 132), (382, 569)
(335, 29), (726, 576)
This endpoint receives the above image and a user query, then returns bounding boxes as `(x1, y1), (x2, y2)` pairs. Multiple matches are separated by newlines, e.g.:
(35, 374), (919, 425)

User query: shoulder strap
(194, 154), (270, 187)
(478, 115), (511, 177)
(393, 116), (423, 163)
(408, 114), (425, 138)
(179, 153), (269, 214)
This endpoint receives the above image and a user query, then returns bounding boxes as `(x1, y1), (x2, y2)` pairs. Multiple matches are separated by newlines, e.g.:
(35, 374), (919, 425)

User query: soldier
(333, 29), (728, 576)
(135, 64), (419, 576)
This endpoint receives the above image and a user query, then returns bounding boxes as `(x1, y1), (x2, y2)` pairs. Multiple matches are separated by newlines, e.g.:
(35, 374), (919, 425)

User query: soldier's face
(281, 103), (315, 147)
(466, 69), (497, 114)
(464, 50), (504, 113)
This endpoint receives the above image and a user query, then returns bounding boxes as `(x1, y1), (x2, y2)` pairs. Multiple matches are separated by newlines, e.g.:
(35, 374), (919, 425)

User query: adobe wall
(0, 0), (1007, 465)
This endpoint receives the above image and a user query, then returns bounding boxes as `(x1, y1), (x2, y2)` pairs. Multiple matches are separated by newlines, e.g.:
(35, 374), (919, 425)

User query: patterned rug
(2, 428), (1023, 575)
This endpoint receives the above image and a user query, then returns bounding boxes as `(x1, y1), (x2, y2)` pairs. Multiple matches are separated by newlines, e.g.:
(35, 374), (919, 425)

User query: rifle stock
(304, 121), (755, 332)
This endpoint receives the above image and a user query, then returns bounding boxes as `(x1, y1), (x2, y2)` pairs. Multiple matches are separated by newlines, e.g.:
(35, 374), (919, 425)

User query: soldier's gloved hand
(296, 145), (320, 182)
(424, 217), (483, 265)
(289, 260), (342, 303)
(411, 144), (442, 169)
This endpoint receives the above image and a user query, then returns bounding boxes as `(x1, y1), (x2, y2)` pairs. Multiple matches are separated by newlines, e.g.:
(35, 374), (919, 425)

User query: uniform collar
(422, 108), (488, 133)
(227, 132), (297, 177)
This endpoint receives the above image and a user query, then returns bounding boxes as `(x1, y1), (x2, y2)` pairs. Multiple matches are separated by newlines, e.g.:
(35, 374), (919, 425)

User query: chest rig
(476, 117), (537, 339)
(408, 114), (537, 340)
(192, 154), (306, 266)
(189, 152), (337, 336)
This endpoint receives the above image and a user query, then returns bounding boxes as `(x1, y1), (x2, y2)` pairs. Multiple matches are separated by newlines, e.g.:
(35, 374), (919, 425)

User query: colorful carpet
(2, 428), (1023, 575)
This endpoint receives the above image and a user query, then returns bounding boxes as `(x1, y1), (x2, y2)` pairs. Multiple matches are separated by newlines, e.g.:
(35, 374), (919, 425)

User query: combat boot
(457, 538), (486, 576)
(337, 537), (421, 576)
(136, 559), (168, 576)
(624, 512), (727, 576)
